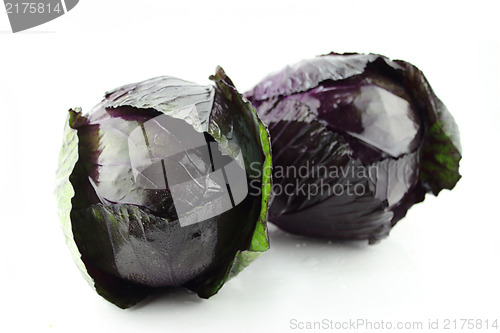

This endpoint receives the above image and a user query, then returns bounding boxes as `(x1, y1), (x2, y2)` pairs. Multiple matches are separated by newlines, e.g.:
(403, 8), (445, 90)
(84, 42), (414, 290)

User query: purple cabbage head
(56, 68), (271, 308)
(245, 52), (461, 243)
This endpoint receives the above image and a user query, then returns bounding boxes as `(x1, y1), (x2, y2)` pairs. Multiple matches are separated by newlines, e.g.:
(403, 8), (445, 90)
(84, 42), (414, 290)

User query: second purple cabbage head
(245, 52), (461, 243)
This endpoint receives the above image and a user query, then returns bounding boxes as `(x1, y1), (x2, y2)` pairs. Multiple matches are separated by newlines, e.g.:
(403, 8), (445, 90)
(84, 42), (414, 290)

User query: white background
(1, 1), (499, 332)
